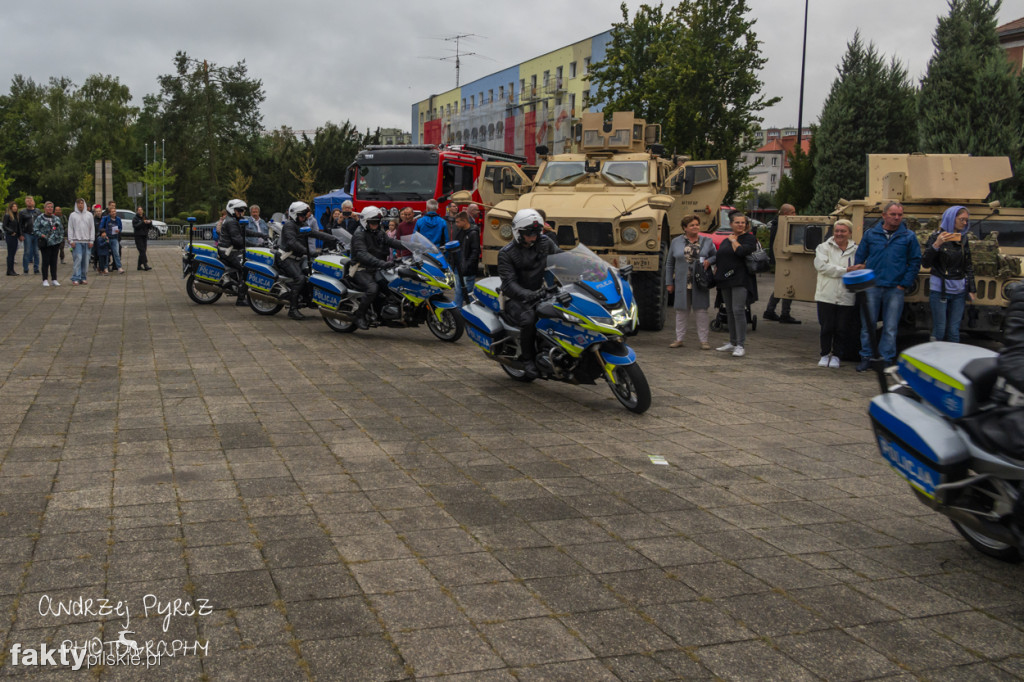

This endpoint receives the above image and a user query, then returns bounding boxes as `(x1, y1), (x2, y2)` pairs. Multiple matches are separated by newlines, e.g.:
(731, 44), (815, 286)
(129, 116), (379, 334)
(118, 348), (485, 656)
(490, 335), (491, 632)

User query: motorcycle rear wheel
(608, 363), (651, 414)
(185, 274), (222, 304)
(248, 295), (283, 316)
(426, 307), (464, 342)
(324, 315), (357, 333)
(951, 520), (1022, 563)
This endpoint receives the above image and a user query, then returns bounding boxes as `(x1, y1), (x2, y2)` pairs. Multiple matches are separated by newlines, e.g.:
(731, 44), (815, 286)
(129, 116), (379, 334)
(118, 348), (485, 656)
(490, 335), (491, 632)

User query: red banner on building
(423, 119), (442, 145)
(504, 116), (516, 154)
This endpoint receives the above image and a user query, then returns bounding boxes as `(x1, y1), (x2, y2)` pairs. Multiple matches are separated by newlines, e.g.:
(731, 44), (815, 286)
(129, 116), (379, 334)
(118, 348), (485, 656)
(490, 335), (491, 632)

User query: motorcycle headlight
(591, 315), (615, 327)
(611, 308), (631, 325)
(621, 226), (639, 244)
(499, 223), (513, 240)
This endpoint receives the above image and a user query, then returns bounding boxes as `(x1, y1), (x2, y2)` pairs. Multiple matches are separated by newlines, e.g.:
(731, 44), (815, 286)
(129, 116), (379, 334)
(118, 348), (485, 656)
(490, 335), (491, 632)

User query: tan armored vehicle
(473, 111), (728, 331)
(774, 154), (1024, 334)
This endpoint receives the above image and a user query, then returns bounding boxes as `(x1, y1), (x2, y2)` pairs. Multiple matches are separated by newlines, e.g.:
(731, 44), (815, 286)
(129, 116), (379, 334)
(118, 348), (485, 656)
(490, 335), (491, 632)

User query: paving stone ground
(0, 244), (1021, 680)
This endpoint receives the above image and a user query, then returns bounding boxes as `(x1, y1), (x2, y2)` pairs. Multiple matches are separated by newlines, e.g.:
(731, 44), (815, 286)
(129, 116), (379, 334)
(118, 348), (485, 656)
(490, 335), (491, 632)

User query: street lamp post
(796, 0), (809, 151)
(144, 143), (148, 215)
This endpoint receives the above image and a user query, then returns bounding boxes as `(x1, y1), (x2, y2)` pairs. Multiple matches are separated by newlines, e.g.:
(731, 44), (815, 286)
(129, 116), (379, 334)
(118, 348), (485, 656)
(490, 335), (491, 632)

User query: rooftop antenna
(443, 33), (478, 87)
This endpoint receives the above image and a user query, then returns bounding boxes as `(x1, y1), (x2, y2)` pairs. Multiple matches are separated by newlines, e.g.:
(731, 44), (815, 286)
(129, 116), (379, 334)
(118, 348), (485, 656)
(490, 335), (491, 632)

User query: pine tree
(809, 33), (917, 213)
(918, 0), (1024, 205)
(774, 137), (815, 213)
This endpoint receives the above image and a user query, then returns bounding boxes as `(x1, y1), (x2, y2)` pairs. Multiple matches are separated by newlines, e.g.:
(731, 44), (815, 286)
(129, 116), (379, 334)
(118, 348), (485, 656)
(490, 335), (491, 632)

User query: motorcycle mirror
(619, 264), (633, 278)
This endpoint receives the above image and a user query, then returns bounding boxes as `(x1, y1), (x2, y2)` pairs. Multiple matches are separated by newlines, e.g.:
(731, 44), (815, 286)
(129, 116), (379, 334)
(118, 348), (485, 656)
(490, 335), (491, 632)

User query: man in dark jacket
(279, 201), (339, 320)
(18, 196), (40, 274)
(452, 211), (480, 299)
(217, 199), (251, 305)
(351, 205), (404, 329)
(854, 201), (922, 370)
(763, 203), (799, 323)
(498, 209), (560, 378)
(132, 207), (153, 271)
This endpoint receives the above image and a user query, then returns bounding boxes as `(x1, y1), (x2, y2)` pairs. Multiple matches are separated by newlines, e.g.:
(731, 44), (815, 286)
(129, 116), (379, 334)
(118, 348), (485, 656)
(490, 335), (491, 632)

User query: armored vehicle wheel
(501, 363), (536, 382)
(633, 244), (668, 331)
(324, 315), (357, 333)
(608, 363), (651, 414)
(426, 308), (465, 342)
(185, 274), (221, 304)
(951, 520), (1022, 563)
(248, 296), (283, 316)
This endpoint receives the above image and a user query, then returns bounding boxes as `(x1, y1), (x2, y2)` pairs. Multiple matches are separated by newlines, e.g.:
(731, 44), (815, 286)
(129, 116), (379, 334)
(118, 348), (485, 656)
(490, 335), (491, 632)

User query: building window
(498, 85), (504, 101)
(584, 57), (591, 73)
(570, 93), (576, 113)
(771, 156), (778, 166)
(569, 62), (577, 78)
(755, 156), (763, 166)
(454, 102), (458, 114)
(520, 79), (525, 98)
(543, 70), (549, 87)
(509, 82), (515, 102)
(488, 89), (493, 104)
(771, 174), (777, 184)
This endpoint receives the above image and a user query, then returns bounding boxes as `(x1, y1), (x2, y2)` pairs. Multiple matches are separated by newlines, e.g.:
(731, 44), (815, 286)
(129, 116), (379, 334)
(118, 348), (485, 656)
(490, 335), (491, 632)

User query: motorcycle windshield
(547, 244), (622, 305)
(332, 228), (353, 250)
(400, 232), (441, 258)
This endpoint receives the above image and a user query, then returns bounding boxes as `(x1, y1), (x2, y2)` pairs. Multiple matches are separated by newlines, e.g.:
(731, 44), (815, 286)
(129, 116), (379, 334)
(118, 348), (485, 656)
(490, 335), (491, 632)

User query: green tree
(140, 160), (177, 219)
(589, 0), (778, 201)
(290, 151), (318, 205)
(774, 136), (816, 213)
(810, 33), (917, 213)
(0, 161), (14, 206)
(918, 0), (1024, 204)
(226, 167), (252, 202)
(150, 52), (265, 214)
(75, 172), (93, 203)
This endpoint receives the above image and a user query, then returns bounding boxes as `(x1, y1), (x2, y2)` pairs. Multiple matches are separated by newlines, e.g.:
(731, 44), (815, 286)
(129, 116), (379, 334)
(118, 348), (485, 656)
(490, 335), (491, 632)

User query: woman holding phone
(922, 205), (975, 343)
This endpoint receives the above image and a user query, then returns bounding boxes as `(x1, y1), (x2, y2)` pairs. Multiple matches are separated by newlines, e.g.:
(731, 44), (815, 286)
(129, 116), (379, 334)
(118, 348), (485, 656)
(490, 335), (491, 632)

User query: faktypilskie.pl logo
(8, 594), (214, 671)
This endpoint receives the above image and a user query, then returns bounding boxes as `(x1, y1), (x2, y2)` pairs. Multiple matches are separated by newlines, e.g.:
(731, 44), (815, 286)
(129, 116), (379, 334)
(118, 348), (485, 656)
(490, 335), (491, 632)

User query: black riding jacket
(217, 216), (245, 251)
(280, 219), (338, 259)
(1001, 284), (1024, 394)
(352, 225), (403, 271)
(497, 235), (560, 303)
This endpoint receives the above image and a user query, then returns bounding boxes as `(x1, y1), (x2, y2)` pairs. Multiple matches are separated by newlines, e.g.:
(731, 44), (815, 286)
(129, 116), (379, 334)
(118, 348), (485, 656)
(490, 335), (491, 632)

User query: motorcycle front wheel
(951, 520), (1022, 563)
(608, 363), (651, 414)
(426, 307), (464, 342)
(248, 295), (283, 316)
(185, 274), (222, 304)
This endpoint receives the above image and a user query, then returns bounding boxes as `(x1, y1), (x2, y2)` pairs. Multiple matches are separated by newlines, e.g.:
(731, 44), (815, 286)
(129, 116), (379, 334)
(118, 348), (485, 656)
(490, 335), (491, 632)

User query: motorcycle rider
(279, 201), (340, 321)
(497, 208), (560, 379)
(217, 199), (252, 306)
(351, 205), (404, 330)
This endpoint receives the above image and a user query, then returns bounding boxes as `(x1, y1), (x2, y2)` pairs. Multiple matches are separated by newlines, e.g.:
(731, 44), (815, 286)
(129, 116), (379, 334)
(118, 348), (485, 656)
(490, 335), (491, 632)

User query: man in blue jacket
(414, 199), (449, 249)
(854, 201), (922, 371)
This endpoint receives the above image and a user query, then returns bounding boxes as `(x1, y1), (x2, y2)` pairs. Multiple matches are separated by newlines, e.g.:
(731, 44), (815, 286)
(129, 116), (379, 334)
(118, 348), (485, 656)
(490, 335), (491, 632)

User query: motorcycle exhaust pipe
(247, 291), (280, 306)
(319, 308), (355, 322)
(193, 282), (224, 295)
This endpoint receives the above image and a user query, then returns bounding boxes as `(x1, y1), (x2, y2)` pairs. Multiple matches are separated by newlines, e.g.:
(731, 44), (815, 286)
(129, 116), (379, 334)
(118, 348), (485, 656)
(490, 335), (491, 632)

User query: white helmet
(511, 209), (545, 244)
(288, 201), (311, 221)
(227, 199), (247, 214)
(360, 205), (383, 228)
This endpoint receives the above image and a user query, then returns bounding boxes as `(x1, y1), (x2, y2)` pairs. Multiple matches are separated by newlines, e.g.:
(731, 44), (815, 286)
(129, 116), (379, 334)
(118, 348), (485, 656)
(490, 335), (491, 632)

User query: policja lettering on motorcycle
(497, 209), (560, 379)
(350, 205), (405, 330)
(278, 201), (340, 320)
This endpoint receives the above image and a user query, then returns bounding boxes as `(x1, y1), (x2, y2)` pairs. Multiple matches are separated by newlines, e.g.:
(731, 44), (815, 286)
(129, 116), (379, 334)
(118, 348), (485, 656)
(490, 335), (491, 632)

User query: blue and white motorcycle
(461, 244), (650, 413)
(312, 231), (465, 342)
(181, 217), (245, 304)
(851, 269), (1024, 562)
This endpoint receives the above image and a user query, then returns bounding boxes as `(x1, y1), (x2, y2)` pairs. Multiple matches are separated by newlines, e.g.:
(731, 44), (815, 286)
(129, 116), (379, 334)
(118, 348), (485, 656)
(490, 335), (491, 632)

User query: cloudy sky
(1, 1), (1019, 136)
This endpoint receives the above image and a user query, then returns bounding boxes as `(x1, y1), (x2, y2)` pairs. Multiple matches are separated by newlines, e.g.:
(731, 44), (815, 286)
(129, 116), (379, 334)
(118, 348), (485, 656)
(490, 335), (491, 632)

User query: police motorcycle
(181, 216), (251, 305)
(461, 243), (649, 413)
(852, 269), (1024, 561)
(243, 213), (340, 317)
(311, 227), (465, 342)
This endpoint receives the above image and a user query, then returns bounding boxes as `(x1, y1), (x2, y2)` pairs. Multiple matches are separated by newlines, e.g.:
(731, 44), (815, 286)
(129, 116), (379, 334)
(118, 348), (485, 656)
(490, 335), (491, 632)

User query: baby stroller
(710, 289), (757, 332)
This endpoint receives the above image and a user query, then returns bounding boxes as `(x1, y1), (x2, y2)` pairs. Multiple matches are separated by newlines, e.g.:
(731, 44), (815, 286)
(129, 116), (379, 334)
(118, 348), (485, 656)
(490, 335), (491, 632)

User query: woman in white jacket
(67, 199), (95, 286)
(813, 219), (860, 368)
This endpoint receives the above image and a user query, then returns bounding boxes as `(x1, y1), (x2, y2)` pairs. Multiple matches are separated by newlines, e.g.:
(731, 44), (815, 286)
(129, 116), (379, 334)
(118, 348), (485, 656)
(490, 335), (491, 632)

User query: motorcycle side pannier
(897, 343), (999, 418)
(245, 247), (275, 267)
(461, 301), (505, 353)
(869, 392), (969, 501)
(474, 276), (503, 314)
(310, 274), (347, 312)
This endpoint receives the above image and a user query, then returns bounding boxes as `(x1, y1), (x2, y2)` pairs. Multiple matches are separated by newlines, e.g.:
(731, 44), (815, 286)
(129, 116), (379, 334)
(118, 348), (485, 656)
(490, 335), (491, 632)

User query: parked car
(191, 222), (218, 241)
(114, 210), (168, 239)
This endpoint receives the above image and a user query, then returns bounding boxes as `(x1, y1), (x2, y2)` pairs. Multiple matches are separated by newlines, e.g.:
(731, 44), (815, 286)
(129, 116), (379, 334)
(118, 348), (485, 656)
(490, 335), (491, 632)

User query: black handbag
(692, 263), (711, 289)
(745, 240), (770, 274)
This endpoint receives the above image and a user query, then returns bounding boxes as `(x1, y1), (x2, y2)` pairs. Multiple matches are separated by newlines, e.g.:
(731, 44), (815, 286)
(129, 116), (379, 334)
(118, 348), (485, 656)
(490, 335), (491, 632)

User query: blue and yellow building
(411, 31), (611, 164)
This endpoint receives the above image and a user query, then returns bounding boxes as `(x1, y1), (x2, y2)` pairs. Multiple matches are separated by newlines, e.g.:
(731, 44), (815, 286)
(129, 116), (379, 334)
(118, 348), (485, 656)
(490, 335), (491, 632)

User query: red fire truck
(344, 144), (529, 217)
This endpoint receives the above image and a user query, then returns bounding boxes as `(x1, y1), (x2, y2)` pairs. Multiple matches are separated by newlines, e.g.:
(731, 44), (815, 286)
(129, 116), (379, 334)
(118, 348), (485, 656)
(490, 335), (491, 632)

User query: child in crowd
(96, 230), (110, 274)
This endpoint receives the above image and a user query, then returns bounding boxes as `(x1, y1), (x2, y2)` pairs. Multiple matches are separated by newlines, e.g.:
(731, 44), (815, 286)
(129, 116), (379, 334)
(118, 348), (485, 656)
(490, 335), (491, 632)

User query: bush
(190, 210), (208, 223)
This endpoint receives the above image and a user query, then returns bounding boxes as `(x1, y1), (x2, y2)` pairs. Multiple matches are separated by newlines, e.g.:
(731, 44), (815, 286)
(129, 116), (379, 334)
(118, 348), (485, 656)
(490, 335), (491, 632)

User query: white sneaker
(818, 355), (830, 367)
(716, 343), (735, 352)
(42, 280), (49, 287)
(51, 280), (60, 287)
(829, 355), (840, 369)
(732, 346), (746, 357)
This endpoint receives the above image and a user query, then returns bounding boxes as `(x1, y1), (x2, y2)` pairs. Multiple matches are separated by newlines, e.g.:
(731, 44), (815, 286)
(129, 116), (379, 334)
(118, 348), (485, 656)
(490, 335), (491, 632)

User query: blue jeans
(860, 286), (904, 361)
(71, 242), (91, 283)
(930, 290), (967, 343)
(22, 232), (39, 272)
(461, 274), (476, 301)
(110, 237), (122, 270)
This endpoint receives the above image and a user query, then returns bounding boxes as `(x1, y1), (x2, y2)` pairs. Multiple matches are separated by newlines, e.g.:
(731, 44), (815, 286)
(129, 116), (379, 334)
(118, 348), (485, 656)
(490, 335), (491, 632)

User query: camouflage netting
(909, 216), (1022, 278)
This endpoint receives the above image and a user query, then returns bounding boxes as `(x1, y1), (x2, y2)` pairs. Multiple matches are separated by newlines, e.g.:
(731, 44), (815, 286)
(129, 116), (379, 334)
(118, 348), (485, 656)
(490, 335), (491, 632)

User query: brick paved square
(1, 252), (1022, 678)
